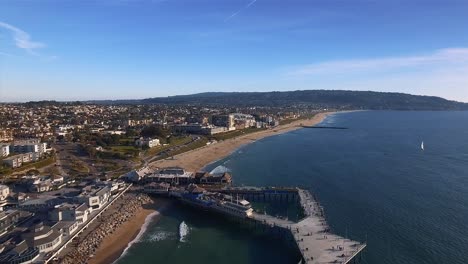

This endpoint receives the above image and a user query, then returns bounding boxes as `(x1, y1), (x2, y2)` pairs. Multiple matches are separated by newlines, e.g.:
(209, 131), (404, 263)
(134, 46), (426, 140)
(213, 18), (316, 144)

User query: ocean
(116, 111), (468, 264)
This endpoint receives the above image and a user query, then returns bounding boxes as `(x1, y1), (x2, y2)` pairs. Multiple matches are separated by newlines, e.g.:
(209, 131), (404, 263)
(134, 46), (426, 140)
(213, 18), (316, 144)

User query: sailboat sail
(421, 141), (424, 151)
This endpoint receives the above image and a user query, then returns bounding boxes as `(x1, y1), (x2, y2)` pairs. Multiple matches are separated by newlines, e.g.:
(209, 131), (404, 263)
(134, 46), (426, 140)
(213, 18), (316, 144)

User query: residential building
(77, 185), (111, 210)
(2, 153), (37, 169)
(0, 144), (9, 157)
(0, 130), (13, 142)
(53, 220), (79, 238)
(172, 124), (227, 135)
(49, 203), (90, 224)
(10, 139), (47, 157)
(22, 222), (62, 253)
(0, 185), (10, 200)
(0, 239), (40, 264)
(211, 114), (235, 131)
(0, 210), (20, 236)
(135, 137), (160, 148)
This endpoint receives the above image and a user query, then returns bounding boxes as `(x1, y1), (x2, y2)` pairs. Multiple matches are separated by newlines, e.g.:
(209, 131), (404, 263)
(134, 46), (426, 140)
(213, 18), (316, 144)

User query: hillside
(139, 90), (468, 110)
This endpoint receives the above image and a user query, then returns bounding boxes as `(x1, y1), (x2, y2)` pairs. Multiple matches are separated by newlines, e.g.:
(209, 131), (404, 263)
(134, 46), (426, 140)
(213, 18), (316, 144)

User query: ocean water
(117, 111), (468, 264)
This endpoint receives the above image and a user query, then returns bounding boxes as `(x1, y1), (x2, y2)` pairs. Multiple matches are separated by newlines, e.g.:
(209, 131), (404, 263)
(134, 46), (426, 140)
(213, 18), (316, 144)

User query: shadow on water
(118, 199), (301, 264)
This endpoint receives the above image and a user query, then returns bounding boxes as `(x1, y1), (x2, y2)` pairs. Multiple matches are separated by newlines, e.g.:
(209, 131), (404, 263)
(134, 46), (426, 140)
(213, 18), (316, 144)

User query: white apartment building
(10, 139), (47, 157)
(0, 144), (9, 157)
(49, 203), (90, 224)
(77, 186), (111, 211)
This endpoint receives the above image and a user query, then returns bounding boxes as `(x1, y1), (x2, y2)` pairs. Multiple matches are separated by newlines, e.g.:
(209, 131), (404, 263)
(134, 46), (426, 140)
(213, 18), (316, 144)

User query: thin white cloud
(288, 48), (468, 76)
(0, 21), (45, 55)
(0, 51), (16, 57)
(225, 0), (257, 22)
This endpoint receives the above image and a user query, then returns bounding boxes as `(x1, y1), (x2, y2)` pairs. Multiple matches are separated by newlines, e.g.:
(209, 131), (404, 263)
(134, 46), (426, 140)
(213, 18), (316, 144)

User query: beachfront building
(194, 172), (232, 185)
(49, 203), (90, 224)
(53, 220), (79, 238)
(144, 167), (194, 185)
(77, 185), (111, 211)
(211, 114), (236, 131)
(0, 240), (40, 264)
(172, 124), (227, 135)
(123, 166), (152, 182)
(22, 222), (62, 253)
(232, 113), (257, 129)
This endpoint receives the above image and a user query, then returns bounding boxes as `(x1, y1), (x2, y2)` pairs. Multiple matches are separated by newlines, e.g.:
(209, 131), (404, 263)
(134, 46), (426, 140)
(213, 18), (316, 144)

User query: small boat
(421, 141), (424, 151)
(179, 221), (189, 242)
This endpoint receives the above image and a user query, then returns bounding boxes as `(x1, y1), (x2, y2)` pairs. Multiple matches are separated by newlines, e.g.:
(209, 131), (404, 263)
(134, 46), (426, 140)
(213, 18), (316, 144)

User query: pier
(144, 185), (366, 263)
(245, 188), (365, 264)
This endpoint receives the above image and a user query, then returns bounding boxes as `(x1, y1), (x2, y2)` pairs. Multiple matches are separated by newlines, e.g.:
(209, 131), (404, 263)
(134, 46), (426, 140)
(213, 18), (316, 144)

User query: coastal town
(0, 101), (357, 264)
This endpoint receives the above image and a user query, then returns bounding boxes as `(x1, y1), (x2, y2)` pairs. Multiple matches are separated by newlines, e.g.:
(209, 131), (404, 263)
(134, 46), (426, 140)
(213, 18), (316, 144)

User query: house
(49, 203), (90, 224)
(135, 137), (160, 148)
(22, 176), (53, 193)
(52, 220), (79, 238)
(77, 185), (111, 210)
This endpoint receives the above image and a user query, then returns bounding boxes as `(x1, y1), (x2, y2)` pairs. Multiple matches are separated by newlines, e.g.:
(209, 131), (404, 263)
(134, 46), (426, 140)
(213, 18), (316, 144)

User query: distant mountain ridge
(137, 90), (468, 110)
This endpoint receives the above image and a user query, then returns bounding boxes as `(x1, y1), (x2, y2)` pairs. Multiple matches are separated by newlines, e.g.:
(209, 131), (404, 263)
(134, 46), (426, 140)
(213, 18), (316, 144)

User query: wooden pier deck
(249, 189), (366, 264)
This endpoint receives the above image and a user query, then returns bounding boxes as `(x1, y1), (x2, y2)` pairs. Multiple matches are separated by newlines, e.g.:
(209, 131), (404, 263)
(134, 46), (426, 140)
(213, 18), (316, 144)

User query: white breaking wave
(147, 230), (175, 242)
(209, 165), (231, 175)
(113, 211), (160, 263)
(179, 221), (189, 242)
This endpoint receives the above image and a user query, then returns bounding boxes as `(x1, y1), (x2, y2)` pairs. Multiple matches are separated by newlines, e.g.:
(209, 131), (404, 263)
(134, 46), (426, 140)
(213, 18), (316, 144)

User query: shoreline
(149, 111), (335, 172)
(88, 199), (171, 264)
(90, 111), (335, 264)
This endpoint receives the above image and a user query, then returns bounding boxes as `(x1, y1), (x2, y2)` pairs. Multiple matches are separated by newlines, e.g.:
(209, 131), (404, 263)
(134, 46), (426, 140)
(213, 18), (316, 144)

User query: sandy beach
(149, 112), (334, 172)
(88, 199), (171, 264)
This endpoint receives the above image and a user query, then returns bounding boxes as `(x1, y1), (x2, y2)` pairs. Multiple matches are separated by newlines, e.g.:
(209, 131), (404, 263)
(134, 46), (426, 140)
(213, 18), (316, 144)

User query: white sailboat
(421, 141), (424, 151)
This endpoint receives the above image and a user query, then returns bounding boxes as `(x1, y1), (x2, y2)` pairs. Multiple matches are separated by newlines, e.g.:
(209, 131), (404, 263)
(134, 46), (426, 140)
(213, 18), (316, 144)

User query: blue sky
(1, 0), (468, 102)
